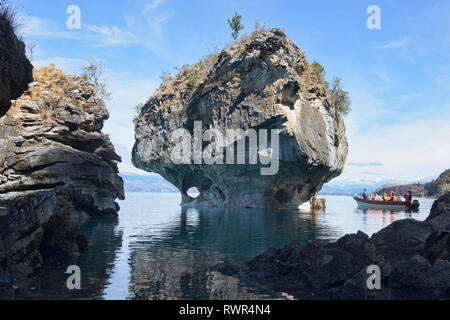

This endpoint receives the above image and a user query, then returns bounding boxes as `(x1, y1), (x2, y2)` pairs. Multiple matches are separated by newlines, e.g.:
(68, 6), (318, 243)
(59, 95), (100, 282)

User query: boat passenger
(382, 192), (389, 201)
(405, 191), (413, 202)
(389, 190), (396, 201)
(362, 189), (368, 200)
(375, 194), (382, 201)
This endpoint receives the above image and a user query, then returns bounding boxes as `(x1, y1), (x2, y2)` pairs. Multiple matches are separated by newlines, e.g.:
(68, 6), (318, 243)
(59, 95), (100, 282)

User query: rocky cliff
(212, 192), (450, 299)
(0, 13), (33, 116)
(0, 65), (124, 281)
(133, 29), (348, 209)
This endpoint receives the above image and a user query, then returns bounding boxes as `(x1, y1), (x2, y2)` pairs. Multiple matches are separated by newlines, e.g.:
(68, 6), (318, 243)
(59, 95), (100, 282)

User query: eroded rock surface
(0, 65), (124, 282)
(133, 29), (347, 209)
(212, 192), (450, 299)
(0, 14), (33, 116)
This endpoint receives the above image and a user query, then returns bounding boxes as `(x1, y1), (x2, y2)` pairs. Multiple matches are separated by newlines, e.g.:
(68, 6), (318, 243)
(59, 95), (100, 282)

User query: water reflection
(0, 194), (435, 300)
(127, 206), (338, 300)
(2, 213), (123, 299)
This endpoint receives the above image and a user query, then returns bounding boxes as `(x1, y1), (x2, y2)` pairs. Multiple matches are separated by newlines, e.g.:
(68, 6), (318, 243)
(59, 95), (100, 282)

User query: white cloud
(376, 37), (408, 49)
(143, 0), (167, 13)
(345, 114), (450, 182)
(150, 12), (176, 36)
(87, 25), (137, 47)
(18, 14), (80, 39)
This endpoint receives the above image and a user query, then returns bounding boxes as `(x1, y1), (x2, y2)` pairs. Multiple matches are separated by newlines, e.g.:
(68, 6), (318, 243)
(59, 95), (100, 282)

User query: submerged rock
(0, 14), (33, 116)
(133, 28), (347, 209)
(212, 192), (450, 299)
(0, 65), (124, 281)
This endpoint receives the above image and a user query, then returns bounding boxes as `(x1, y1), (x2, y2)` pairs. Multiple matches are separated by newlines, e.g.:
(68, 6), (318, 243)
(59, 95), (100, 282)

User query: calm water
(1, 194), (435, 300)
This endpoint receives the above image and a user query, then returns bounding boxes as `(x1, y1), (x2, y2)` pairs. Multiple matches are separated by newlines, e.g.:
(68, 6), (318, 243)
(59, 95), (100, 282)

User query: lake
(1, 193), (436, 300)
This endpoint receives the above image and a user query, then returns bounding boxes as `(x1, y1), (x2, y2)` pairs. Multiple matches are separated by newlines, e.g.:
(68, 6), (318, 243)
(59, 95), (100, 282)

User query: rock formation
(0, 13), (33, 116)
(212, 192), (450, 299)
(133, 29), (348, 209)
(0, 65), (124, 282)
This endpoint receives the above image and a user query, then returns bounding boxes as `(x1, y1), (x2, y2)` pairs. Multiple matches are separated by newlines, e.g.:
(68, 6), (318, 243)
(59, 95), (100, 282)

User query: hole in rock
(187, 187), (200, 199)
(275, 189), (290, 204)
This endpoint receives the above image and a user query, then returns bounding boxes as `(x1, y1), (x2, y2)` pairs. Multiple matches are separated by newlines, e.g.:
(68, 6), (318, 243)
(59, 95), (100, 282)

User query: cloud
(87, 25), (137, 47)
(376, 37), (408, 49)
(18, 14), (80, 39)
(345, 113), (450, 181)
(143, 0), (167, 13)
(151, 12), (176, 36)
(348, 162), (384, 167)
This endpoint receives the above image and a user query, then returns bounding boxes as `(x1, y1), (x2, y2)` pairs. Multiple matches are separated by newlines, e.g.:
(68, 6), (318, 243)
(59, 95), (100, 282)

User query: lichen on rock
(0, 65), (124, 281)
(133, 28), (348, 209)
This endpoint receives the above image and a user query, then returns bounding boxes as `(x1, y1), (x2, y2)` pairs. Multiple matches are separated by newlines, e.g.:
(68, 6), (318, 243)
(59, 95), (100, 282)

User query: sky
(13, 0), (450, 183)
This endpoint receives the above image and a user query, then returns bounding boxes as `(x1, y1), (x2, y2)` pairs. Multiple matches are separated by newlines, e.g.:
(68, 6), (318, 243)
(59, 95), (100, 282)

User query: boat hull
(353, 196), (410, 210)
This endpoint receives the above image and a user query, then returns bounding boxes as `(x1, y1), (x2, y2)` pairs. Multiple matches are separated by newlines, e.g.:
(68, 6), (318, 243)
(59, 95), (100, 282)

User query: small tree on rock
(311, 61), (351, 116)
(82, 59), (111, 101)
(329, 77), (351, 115)
(228, 12), (244, 41)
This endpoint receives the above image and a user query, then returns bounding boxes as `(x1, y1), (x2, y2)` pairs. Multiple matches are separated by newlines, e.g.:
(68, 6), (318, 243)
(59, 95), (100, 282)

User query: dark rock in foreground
(0, 66), (124, 282)
(212, 192), (450, 299)
(0, 14), (33, 116)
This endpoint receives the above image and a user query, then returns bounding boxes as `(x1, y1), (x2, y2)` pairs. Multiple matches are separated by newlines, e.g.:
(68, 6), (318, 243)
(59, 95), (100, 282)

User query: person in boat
(405, 191), (413, 202)
(362, 189), (368, 199)
(375, 194), (382, 201)
(389, 190), (397, 201)
(368, 194), (374, 200)
(404, 190), (413, 205)
(382, 192), (389, 201)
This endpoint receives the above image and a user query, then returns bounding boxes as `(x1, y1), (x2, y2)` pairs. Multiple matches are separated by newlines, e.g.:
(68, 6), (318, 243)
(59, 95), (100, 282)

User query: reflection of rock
(0, 214), (123, 299)
(0, 66), (124, 282)
(133, 28), (347, 209)
(128, 205), (333, 300)
(0, 14), (33, 116)
(214, 192), (450, 299)
(129, 247), (281, 300)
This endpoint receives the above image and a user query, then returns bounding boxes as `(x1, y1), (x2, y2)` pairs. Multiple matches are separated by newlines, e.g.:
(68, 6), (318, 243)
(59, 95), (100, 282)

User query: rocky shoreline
(0, 64), (124, 283)
(211, 192), (450, 299)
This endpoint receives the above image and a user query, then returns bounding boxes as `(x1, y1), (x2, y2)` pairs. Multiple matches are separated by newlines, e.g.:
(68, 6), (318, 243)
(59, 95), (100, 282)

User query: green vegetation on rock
(228, 11), (244, 41)
(311, 60), (351, 116)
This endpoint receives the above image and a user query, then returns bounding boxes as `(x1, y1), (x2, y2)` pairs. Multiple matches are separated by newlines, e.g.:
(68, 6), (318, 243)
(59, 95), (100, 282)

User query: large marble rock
(133, 29), (348, 209)
(0, 14), (33, 116)
(0, 65), (124, 281)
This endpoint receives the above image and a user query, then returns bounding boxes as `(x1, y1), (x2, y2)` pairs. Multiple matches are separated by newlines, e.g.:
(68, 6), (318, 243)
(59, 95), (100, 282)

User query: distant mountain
(322, 177), (413, 196)
(318, 184), (351, 196)
(121, 173), (178, 193)
(374, 169), (450, 198)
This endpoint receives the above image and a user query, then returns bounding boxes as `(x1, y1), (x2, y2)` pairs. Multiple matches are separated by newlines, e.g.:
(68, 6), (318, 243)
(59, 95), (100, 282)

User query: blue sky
(14, 0), (450, 182)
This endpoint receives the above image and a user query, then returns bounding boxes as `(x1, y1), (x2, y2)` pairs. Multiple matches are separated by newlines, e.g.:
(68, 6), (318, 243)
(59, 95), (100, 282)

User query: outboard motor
(412, 200), (420, 210)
